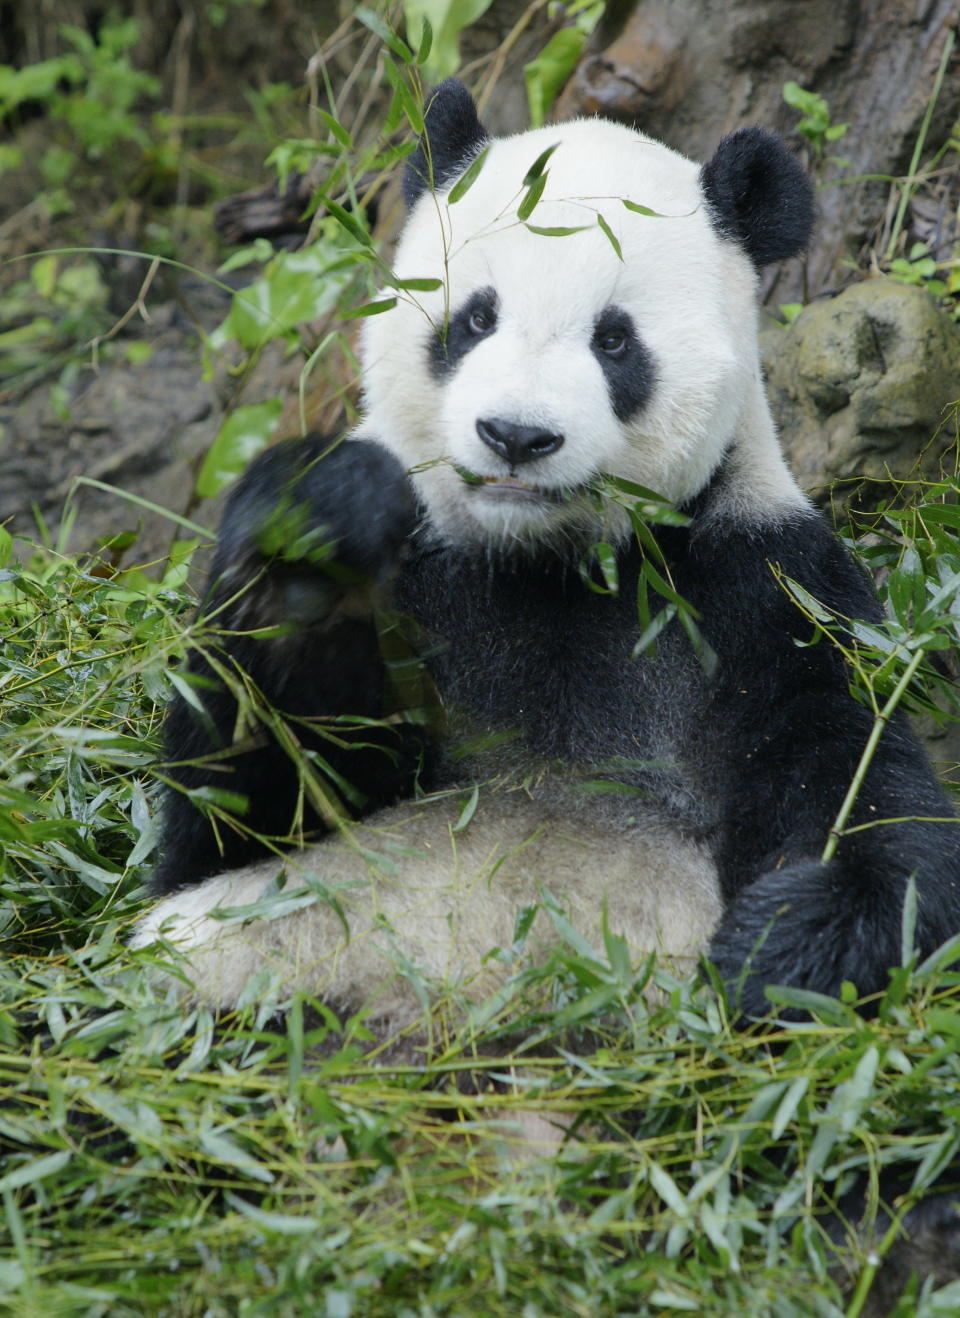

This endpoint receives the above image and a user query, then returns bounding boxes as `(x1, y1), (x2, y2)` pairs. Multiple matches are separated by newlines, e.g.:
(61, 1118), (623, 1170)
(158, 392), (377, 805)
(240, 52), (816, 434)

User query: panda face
(361, 113), (801, 548)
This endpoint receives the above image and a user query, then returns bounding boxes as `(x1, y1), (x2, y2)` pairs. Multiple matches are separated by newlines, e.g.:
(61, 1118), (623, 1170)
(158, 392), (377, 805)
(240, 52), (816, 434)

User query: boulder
(761, 278), (960, 503)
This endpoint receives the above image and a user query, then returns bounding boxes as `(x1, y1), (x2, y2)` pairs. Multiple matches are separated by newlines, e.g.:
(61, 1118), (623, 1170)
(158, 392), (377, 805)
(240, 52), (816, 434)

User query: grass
(2, 545), (960, 1317)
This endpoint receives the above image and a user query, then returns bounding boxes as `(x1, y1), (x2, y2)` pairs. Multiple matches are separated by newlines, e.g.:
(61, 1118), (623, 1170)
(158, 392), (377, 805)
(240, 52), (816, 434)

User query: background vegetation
(2, 3), (960, 1315)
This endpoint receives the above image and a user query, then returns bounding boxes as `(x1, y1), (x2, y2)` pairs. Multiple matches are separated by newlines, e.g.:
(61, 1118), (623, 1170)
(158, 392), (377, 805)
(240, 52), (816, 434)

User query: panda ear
(403, 79), (490, 209)
(700, 127), (814, 267)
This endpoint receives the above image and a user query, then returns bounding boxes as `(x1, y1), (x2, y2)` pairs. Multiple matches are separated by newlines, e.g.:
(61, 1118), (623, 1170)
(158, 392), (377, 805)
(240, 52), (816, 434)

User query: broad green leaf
(402, 0), (494, 80)
(648, 1163), (691, 1218)
(323, 195), (372, 247)
(199, 1127), (274, 1183)
(771, 1075), (809, 1139)
(227, 1192), (323, 1235)
(195, 399), (283, 498)
(524, 28), (586, 128)
(208, 247), (357, 353)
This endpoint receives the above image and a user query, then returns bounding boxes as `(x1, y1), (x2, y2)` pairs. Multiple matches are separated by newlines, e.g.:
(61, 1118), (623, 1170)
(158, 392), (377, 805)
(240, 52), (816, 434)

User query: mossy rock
(760, 278), (960, 506)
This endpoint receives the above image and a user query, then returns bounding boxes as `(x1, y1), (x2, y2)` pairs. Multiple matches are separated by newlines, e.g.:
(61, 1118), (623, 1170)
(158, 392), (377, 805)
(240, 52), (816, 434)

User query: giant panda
(135, 81), (960, 1046)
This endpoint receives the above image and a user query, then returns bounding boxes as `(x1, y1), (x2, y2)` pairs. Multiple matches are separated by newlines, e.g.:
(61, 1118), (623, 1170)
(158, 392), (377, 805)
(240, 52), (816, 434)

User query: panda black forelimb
(672, 508), (960, 1015)
(152, 436), (435, 895)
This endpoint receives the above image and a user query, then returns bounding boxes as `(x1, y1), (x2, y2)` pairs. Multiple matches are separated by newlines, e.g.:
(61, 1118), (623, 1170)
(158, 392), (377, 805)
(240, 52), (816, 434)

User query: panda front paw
(217, 435), (417, 587)
(708, 860), (900, 1019)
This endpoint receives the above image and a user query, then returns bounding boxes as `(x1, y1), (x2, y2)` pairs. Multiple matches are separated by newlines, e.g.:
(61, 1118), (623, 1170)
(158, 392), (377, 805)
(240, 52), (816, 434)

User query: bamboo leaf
(0, 1151), (71, 1192)
(524, 223), (591, 237)
(342, 297), (398, 319)
(448, 146), (489, 203)
(517, 172), (547, 221)
(316, 109), (352, 149)
(522, 143), (560, 185)
(596, 212), (623, 261)
(453, 784), (479, 832)
(355, 7), (414, 63)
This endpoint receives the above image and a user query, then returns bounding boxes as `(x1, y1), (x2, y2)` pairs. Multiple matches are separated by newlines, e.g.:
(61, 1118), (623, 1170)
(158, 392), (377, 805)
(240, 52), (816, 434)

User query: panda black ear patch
(403, 79), (490, 209)
(700, 127), (814, 268)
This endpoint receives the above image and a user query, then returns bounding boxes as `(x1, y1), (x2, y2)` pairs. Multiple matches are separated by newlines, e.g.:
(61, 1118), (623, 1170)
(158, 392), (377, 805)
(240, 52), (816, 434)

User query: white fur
(362, 117), (808, 547)
(134, 785), (720, 1020)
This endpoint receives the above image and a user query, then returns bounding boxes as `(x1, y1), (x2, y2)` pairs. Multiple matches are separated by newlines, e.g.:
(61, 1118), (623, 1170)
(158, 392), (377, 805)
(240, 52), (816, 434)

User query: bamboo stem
(822, 648), (926, 863)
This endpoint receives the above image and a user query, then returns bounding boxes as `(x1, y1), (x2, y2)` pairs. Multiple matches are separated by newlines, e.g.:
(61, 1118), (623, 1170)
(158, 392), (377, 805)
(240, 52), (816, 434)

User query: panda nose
(476, 417), (565, 466)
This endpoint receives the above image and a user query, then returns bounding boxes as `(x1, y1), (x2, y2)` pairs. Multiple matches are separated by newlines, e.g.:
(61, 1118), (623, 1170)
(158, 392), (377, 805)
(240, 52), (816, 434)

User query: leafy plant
(782, 81), (849, 160)
(0, 17), (160, 211)
(525, 0), (605, 128)
(400, 0), (495, 82)
(0, 544), (192, 950)
(889, 241), (944, 293)
(0, 253), (111, 395)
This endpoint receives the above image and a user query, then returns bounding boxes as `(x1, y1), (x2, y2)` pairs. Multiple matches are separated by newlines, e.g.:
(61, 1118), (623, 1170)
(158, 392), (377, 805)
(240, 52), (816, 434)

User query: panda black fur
(137, 81), (960, 1031)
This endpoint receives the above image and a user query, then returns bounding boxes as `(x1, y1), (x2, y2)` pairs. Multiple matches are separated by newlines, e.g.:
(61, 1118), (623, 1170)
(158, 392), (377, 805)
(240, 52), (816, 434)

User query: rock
(761, 279), (960, 502)
(0, 317), (220, 567)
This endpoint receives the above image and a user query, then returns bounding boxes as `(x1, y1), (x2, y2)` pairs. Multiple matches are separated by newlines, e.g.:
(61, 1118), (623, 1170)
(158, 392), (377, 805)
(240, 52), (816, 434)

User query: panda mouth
(456, 467), (565, 503)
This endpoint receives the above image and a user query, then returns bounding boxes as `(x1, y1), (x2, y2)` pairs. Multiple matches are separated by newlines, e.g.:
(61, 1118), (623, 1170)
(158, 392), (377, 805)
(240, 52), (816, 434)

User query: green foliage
(846, 476), (960, 718)
(885, 237), (960, 323)
(777, 302), (804, 326)
(0, 550), (192, 951)
(0, 253), (110, 385)
(782, 81), (849, 160)
(400, 0), (495, 81)
(3, 845), (960, 1313)
(3, 485), (960, 1315)
(889, 242), (946, 295)
(525, 1), (605, 128)
(196, 400), (284, 498)
(208, 236), (368, 359)
(0, 17), (160, 210)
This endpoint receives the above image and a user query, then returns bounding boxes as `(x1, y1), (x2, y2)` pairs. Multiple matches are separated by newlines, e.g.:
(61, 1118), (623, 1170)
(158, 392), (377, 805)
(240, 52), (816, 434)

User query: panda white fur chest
(136, 81), (960, 1033)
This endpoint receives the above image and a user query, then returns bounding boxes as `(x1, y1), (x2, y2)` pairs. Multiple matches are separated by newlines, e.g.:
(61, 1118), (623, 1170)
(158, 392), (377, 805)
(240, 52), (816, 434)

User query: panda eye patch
(591, 306), (656, 421)
(429, 286), (499, 377)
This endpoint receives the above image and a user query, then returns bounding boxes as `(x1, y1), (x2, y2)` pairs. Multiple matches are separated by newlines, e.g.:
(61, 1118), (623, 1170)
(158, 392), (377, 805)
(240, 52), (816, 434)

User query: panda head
(361, 81), (813, 549)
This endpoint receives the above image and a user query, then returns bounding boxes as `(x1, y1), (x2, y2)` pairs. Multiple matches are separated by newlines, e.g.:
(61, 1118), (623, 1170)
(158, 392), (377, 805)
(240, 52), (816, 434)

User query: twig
(87, 255), (161, 368)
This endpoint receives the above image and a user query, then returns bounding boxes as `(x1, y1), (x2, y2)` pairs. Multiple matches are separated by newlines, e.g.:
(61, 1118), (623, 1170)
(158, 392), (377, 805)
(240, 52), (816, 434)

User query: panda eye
(597, 330), (628, 357)
(468, 308), (494, 334)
